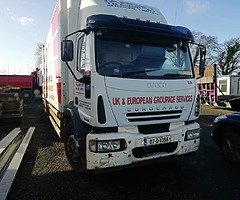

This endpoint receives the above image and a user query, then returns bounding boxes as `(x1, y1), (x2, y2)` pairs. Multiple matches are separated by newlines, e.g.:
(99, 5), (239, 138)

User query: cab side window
(77, 35), (86, 71)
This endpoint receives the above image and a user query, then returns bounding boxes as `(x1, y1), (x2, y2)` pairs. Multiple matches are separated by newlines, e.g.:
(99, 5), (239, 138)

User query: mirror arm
(62, 27), (92, 83)
(64, 62), (81, 82)
(196, 74), (204, 80)
(62, 28), (92, 83)
(64, 27), (92, 40)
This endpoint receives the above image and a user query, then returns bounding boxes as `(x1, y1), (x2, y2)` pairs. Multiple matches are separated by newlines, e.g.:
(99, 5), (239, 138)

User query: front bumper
(86, 123), (200, 170)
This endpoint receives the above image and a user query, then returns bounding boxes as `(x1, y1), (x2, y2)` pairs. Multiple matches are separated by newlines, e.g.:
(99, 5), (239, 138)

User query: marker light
(185, 129), (201, 141)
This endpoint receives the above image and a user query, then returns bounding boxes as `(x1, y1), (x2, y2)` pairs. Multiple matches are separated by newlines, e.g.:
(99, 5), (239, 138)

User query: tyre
(64, 122), (87, 172)
(220, 131), (240, 165)
(20, 90), (32, 100)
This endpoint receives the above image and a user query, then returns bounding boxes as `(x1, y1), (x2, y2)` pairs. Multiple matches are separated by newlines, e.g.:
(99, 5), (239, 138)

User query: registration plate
(144, 135), (173, 146)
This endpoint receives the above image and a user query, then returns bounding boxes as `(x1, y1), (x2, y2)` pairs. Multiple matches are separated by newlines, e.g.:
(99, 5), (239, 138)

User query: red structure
(0, 71), (42, 99)
(196, 64), (217, 105)
(0, 75), (32, 88)
(198, 82), (217, 104)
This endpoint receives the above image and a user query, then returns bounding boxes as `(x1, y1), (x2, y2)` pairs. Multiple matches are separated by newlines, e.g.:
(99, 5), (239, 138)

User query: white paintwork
(43, 0), (168, 112)
(86, 123), (200, 169)
(104, 77), (197, 126)
(43, 0), (200, 170)
(77, 0), (167, 29)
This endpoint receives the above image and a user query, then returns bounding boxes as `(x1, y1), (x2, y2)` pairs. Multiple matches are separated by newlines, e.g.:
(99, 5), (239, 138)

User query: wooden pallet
(0, 91), (23, 124)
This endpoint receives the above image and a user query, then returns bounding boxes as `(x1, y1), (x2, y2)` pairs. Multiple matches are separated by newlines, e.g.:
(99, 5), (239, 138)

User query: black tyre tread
(20, 90), (32, 100)
(64, 122), (87, 172)
(220, 130), (240, 165)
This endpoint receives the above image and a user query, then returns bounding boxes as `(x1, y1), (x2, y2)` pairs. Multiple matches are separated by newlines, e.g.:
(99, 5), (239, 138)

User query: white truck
(42, 0), (206, 172)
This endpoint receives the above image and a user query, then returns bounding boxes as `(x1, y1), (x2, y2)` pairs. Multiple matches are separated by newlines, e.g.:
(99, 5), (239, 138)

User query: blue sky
(0, 0), (239, 75)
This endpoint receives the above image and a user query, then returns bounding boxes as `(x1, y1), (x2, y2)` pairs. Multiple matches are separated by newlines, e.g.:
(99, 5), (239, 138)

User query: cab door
(74, 34), (91, 120)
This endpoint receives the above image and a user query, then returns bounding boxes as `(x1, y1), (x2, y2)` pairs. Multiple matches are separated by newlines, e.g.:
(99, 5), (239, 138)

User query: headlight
(98, 141), (120, 152)
(185, 129), (201, 141)
(89, 139), (126, 153)
(213, 115), (227, 123)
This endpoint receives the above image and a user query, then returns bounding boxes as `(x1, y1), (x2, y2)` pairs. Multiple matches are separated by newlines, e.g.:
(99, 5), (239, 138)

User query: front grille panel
(138, 123), (170, 134)
(132, 142), (178, 158)
(126, 110), (182, 122)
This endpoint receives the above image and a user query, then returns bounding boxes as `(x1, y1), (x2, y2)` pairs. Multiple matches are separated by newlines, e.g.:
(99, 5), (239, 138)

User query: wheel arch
(213, 120), (240, 145)
(63, 105), (92, 140)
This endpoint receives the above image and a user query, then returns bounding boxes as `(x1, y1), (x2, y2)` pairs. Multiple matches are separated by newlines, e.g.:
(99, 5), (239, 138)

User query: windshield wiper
(121, 70), (192, 79)
(121, 68), (161, 78)
(159, 73), (192, 79)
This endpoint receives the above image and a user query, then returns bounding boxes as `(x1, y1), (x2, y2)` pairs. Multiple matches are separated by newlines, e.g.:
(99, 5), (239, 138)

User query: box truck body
(42, 0), (205, 171)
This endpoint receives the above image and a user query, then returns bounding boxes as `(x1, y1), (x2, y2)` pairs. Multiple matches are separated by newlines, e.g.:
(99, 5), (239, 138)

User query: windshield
(95, 29), (193, 79)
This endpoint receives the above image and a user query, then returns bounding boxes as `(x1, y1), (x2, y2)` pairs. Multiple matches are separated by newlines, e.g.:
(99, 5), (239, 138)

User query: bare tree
(191, 31), (220, 65)
(217, 38), (240, 75)
(35, 43), (44, 69)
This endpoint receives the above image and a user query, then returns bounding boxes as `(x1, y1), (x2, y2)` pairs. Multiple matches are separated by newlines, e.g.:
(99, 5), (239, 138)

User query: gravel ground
(200, 104), (235, 116)
(7, 101), (240, 200)
(7, 100), (72, 199)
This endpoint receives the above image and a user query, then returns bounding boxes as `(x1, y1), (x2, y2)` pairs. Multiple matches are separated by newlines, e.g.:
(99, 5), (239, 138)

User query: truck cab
(63, 17), (205, 171)
(44, 0), (206, 172)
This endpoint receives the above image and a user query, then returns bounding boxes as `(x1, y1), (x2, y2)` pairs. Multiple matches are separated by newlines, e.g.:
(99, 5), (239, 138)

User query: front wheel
(64, 122), (87, 172)
(220, 131), (240, 165)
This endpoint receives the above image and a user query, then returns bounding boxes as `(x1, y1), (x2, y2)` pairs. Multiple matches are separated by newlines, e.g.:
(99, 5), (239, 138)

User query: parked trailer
(42, 0), (206, 172)
(0, 71), (42, 100)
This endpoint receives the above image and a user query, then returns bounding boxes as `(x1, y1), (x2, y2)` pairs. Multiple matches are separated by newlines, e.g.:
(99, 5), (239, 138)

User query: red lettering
(113, 98), (121, 105)
(153, 96), (176, 104)
(176, 95), (193, 103)
(127, 96), (153, 105)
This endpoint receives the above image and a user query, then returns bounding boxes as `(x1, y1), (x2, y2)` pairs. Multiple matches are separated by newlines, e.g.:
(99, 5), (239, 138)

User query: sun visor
(86, 14), (194, 42)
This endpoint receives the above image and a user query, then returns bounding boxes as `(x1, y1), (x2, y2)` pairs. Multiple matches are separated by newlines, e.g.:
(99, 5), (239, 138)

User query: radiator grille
(126, 110), (182, 122)
(132, 142), (178, 158)
(138, 123), (170, 134)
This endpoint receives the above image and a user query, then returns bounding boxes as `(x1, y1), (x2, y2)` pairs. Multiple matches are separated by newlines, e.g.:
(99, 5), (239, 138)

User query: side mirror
(199, 46), (206, 77)
(61, 40), (74, 62)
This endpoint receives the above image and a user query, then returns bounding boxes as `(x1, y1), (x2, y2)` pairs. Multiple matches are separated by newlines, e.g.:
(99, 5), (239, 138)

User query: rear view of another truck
(0, 71), (42, 100)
